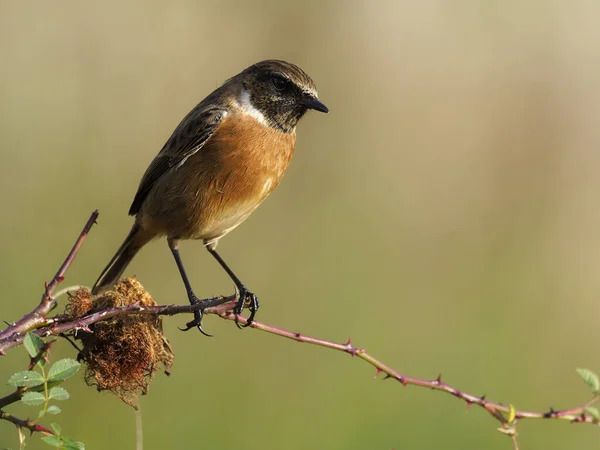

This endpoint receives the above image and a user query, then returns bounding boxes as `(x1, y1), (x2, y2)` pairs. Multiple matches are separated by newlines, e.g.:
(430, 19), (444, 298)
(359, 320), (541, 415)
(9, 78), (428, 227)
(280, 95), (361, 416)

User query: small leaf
(41, 435), (62, 447)
(46, 405), (62, 415)
(8, 370), (44, 387)
(507, 404), (516, 424)
(24, 333), (45, 359)
(576, 368), (600, 394)
(48, 387), (69, 401)
(61, 436), (85, 450)
(47, 359), (80, 382)
(585, 406), (600, 419)
(21, 391), (46, 406)
(50, 423), (61, 436)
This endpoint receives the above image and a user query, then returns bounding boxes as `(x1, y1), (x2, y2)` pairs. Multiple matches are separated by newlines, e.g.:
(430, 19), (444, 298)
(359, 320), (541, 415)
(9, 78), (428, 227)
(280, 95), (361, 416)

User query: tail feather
(91, 224), (152, 295)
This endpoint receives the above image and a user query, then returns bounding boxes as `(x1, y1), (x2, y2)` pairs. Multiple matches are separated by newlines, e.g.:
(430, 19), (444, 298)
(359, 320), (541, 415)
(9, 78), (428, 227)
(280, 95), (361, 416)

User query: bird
(91, 59), (328, 335)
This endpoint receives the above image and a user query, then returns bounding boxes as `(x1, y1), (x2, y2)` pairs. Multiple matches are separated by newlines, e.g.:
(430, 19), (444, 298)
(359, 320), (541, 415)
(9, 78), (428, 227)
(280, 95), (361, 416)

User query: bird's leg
(207, 247), (259, 328)
(168, 239), (212, 336)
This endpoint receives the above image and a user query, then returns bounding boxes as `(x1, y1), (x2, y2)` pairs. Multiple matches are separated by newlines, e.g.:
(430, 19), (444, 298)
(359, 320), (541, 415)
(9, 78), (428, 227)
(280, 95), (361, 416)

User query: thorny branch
(0, 409), (53, 435)
(215, 312), (600, 426)
(0, 211), (598, 446)
(0, 210), (99, 349)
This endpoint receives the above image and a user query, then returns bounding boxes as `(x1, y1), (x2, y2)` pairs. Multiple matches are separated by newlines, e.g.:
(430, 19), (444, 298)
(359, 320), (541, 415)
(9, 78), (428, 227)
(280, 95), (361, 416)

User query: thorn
(544, 407), (556, 418)
(465, 401), (472, 411)
(294, 332), (301, 339)
(480, 394), (486, 402)
(383, 373), (392, 380)
(345, 337), (352, 346)
(44, 281), (49, 289)
(32, 424), (54, 434)
(435, 374), (442, 384)
(376, 368), (382, 377)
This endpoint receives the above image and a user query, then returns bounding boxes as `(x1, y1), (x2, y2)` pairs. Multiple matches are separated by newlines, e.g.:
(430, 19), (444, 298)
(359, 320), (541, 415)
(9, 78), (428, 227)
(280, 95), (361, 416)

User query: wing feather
(128, 105), (227, 216)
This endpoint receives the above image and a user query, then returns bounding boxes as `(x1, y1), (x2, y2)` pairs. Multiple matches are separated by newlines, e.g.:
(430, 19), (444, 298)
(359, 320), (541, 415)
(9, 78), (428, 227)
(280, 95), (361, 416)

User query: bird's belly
(194, 173), (278, 244)
(140, 112), (295, 244)
(199, 204), (257, 244)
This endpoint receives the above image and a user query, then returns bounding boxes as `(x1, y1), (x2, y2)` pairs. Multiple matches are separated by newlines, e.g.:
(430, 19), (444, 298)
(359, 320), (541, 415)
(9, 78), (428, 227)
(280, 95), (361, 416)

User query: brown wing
(128, 105), (227, 216)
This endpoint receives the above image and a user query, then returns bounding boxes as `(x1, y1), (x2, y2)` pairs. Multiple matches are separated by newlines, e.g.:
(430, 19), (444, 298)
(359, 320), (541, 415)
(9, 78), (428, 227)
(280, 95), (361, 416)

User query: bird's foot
(179, 295), (212, 337)
(233, 287), (259, 328)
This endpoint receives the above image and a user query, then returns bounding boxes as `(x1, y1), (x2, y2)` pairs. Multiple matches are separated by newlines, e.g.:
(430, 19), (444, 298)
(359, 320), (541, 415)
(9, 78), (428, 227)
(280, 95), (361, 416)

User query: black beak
(302, 96), (329, 113)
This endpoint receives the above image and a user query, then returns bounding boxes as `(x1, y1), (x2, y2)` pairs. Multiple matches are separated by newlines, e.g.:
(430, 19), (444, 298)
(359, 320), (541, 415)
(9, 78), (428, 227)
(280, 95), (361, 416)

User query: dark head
(235, 60), (328, 133)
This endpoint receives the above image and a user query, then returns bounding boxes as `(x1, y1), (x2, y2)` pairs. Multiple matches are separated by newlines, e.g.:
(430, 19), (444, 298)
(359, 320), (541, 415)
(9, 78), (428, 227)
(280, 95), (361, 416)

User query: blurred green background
(1, 1), (599, 449)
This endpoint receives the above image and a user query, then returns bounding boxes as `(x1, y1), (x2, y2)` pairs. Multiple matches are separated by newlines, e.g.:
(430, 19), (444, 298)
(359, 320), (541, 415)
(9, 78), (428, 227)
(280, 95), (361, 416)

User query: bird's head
(234, 59), (328, 133)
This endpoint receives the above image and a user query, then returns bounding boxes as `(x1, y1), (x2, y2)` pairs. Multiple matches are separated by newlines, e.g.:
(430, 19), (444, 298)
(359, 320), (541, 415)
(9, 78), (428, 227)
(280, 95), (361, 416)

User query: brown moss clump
(65, 278), (174, 408)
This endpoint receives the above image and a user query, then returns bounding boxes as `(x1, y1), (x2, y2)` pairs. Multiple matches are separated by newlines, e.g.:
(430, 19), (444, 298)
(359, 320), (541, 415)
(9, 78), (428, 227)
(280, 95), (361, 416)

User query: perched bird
(92, 60), (328, 334)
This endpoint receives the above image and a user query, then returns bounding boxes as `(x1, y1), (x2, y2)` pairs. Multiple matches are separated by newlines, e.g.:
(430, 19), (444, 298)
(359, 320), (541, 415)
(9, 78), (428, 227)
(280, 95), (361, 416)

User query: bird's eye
(270, 74), (288, 91)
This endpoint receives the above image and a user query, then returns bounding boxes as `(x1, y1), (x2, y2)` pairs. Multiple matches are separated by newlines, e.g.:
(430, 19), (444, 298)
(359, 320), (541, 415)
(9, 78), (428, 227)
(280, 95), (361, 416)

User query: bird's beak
(302, 96), (329, 113)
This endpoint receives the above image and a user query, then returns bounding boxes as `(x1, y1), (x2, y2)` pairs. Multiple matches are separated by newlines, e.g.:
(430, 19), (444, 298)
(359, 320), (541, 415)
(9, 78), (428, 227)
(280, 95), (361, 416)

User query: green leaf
(41, 435), (62, 447)
(585, 406), (600, 419)
(576, 368), (600, 394)
(24, 333), (45, 360)
(21, 391), (46, 406)
(50, 423), (61, 436)
(507, 404), (516, 424)
(47, 359), (80, 382)
(48, 387), (69, 401)
(46, 405), (62, 415)
(61, 436), (85, 450)
(8, 370), (44, 387)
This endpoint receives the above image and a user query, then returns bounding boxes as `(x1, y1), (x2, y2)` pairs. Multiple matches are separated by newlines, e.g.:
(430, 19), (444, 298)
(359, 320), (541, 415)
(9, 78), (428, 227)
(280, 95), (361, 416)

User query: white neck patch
(236, 89), (270, 127)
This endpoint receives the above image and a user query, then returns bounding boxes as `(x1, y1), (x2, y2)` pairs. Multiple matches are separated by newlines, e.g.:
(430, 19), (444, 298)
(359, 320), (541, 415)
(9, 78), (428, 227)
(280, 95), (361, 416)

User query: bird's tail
(91, 224), (153, 295)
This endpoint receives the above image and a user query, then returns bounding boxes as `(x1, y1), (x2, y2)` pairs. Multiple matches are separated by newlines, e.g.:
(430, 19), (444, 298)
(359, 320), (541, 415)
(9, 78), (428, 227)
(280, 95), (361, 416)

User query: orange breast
(141, 112), (296, 243)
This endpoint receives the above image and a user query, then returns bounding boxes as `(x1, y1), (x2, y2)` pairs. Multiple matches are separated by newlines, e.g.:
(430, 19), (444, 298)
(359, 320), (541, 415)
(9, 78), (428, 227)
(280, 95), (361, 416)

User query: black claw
(179, 295), (213, 336)
(243, 293), (259, 327)
(196, 322), (212, 337)
(233, 288), (259, 328)
(206, 248), (261, 329)
(233, 301), (244, 329)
